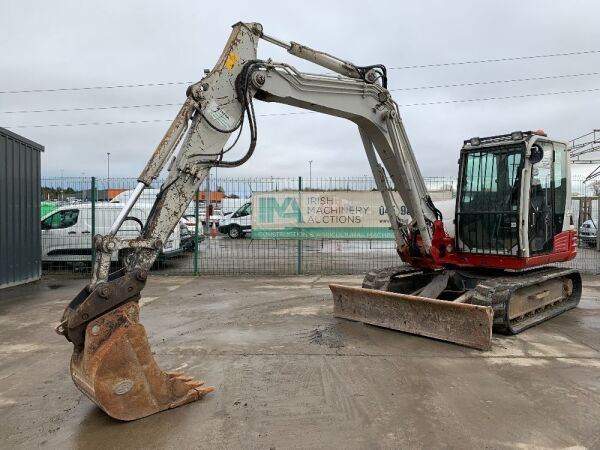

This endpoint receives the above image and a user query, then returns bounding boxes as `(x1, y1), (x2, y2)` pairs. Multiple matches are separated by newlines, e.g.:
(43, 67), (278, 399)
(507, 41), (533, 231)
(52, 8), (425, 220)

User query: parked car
(41, 203), (183, 263)
(579, 219), (597, 247)
(113, 189), (228, 229)
(179, 218), (205, 252)
(218, 202), (252, 238)
(41, 201), (57, 217)
(182, 209), (224, 233)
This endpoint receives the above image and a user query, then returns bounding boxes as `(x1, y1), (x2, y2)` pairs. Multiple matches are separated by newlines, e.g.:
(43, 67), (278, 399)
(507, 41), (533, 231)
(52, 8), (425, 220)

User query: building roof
(0, 127), (45, 152)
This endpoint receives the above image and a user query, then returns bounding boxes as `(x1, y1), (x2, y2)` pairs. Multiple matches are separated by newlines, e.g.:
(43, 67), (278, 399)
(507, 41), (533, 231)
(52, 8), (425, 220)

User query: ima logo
(258, 197), (302, 223)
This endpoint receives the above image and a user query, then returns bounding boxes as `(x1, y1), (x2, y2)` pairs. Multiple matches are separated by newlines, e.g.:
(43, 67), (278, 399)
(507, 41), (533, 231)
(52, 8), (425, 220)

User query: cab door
(528, 141), (567, 255)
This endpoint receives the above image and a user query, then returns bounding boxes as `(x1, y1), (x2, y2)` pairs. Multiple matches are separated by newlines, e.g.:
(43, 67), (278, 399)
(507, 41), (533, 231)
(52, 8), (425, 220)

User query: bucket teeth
(69, 301), (214, 421)
(165, 371), (185, 377)
(169, 386), (215, 408)
(173, 375), (195, 382)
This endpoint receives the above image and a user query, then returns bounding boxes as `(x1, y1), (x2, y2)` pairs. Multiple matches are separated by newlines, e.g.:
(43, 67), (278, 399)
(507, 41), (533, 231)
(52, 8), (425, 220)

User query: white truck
(217, 202), (252, 238)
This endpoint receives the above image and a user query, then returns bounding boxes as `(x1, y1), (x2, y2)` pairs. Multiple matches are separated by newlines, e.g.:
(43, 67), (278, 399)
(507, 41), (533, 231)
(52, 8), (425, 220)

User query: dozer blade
(69, 301), (214, 421)
(330, 284), (493, 351)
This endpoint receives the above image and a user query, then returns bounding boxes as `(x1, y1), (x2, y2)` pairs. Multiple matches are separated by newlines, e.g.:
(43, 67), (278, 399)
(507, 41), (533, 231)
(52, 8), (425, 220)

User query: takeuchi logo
(258, 197), (302, 223)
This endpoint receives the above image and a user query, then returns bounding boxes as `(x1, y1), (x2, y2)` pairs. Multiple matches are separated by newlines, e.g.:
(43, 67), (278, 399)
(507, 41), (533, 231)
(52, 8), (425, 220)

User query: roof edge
(0, 127), (45, 152)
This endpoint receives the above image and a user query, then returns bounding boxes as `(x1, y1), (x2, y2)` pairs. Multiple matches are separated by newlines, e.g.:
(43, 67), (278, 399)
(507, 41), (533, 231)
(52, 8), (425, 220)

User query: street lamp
(107, 152), (111, 199)
(60, 169), (64, 201)
(308, 160), (313, 190)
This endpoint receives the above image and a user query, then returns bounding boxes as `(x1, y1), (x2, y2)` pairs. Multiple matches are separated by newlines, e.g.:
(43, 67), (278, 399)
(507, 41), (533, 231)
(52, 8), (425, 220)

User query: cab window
(42, 209), (79, 230)
(553, 142), (567, 232)
(529, 142), (555, 254)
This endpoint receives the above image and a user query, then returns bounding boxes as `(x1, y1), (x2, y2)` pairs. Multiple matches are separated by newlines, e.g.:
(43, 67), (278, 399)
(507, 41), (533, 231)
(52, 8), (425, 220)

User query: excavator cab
(456, 131), (574, 263)
(333, 131), (580, 350)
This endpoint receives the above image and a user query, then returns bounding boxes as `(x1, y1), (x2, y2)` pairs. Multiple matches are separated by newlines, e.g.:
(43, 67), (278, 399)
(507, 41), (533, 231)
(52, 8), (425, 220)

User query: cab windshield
(457, 145), (524, 254)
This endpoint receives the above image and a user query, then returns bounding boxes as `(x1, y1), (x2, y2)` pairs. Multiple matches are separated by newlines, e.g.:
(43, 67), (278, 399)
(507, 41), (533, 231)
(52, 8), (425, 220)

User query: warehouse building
(0, 127), (44, 288)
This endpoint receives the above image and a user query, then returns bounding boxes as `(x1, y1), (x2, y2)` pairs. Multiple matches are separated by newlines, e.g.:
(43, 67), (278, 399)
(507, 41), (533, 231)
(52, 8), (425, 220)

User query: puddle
(272, 305), (330, 316)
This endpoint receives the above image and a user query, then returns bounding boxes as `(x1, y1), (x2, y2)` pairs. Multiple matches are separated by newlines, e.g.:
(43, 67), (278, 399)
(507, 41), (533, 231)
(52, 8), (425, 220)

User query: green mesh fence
(40, 175), (599, 275)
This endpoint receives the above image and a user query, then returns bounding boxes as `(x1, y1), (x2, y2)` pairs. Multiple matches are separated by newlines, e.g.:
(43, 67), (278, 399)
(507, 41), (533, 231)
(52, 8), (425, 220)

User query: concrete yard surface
(1, 274), (600, 449)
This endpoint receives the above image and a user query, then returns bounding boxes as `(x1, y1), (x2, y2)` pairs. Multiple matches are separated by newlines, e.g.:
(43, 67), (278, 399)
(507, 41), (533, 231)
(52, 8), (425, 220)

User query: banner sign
(251, 190), (452, 240)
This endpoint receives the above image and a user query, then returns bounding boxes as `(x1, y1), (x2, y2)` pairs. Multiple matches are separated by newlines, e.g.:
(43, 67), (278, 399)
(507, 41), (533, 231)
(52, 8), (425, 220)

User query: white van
(218, 202), (252, 238)
(110, 189), (160, 207)
(41, 203), (182, 263)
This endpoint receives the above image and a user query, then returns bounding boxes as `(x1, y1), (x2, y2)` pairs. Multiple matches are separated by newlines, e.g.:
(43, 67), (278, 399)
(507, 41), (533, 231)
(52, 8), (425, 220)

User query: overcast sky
(2, 0), (599, 183)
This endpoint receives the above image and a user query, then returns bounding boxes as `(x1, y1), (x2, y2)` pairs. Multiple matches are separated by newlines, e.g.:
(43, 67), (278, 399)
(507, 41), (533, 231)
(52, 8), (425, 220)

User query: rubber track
(469, 266), (582, 335)
(361, 265), (421, 291)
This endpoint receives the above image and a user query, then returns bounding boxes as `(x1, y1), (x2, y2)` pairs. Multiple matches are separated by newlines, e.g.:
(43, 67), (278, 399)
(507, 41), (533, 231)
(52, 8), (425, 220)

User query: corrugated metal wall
(0, 127), (44, 288)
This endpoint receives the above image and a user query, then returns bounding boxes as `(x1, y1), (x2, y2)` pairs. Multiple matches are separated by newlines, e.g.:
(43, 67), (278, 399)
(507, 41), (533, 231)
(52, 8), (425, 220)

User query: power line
(397, 87), (600, 107)
(5, 112), (315, 128)
(259, 111), (314, 117)
(6, 87), (599, 129)
(2, 49), (599, 95)
(0, 81), (192, 95)
(1, 105), (313, 116)
(388, 49), (600, 70)
(3, 71), (598, 115)
(1, 103), (181, 114)
(6, 119), (173, 129)
(390, 72), (600, 92)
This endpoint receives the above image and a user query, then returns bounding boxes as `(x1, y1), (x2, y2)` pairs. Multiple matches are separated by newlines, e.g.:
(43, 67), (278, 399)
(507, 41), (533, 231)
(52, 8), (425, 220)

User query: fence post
(596, 198), (600, 252)
(297, 176), (303, 274)
(91, 177), (96, 265)
(205, 173), (211, 235)
(194, 187), (200, 275)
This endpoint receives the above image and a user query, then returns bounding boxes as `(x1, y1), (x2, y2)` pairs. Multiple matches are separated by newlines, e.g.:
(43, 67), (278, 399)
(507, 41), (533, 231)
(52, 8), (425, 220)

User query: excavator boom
(57, 22), (265, 420)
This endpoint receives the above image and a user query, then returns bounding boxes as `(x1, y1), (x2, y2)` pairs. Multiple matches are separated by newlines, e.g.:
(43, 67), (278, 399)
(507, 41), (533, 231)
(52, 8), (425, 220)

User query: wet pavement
(1, 274), (600, 449)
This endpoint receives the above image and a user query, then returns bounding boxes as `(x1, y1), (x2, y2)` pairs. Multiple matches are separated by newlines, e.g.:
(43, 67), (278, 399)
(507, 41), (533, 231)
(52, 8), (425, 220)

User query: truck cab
(218, 202), (252, 238)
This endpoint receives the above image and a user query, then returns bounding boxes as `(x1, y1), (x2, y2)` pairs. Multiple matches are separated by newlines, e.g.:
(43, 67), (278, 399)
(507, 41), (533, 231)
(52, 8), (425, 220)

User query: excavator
(56, 22), (581, 421)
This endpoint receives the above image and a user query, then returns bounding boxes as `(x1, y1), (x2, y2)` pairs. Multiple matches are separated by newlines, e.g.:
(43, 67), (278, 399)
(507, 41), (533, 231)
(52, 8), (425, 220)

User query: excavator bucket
(329, 284), (494, 350)
(68, 301), (214, 421)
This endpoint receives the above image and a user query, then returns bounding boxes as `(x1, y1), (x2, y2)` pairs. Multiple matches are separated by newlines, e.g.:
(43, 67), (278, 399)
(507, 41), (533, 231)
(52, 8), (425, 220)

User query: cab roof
(462, 130), (549, 151)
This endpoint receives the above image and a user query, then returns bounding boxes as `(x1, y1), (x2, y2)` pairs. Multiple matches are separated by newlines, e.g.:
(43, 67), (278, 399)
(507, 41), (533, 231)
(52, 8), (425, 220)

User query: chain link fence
(40, 175), (599, 276)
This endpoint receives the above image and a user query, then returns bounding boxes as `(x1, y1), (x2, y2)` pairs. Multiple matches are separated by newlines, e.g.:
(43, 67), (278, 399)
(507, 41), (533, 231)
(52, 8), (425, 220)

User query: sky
(2, 0), (600, 183)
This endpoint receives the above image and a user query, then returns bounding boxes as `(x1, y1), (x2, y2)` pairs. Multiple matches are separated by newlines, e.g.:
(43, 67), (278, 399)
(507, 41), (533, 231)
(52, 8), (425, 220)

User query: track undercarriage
(330, 265), (581, 350)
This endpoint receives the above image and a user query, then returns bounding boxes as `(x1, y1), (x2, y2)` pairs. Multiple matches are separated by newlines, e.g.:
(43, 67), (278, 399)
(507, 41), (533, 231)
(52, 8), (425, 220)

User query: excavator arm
(56, 22), (480, 421)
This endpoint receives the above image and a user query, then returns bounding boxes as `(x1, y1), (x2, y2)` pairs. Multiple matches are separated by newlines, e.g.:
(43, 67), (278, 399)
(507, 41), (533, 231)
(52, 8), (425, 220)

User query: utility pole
(215, 166), (218, 194)
(308, 160), (313, 190)
(107, 152), (111, 200)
